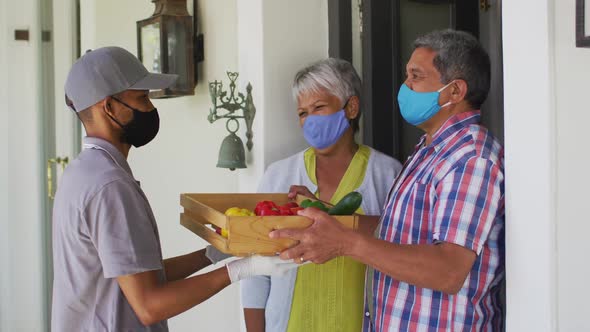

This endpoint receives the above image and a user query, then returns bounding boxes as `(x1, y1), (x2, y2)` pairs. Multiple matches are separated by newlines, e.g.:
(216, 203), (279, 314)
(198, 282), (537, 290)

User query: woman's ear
(345, 95), (360, 120)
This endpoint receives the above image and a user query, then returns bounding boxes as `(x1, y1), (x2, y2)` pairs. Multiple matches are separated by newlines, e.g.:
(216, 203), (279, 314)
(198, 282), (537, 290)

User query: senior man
(272, 29), (505, 331)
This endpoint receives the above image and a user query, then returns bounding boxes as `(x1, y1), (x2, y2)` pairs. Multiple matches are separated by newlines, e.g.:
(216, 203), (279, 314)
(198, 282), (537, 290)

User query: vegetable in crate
(255, 200), (301, 216)
(213, 226), (228, 238)
(299, 192), (363, 215)
(214, 206), (256, 238)
(276, 202), (298, 215)
(254, 201), (280, 216)
(327, 191), (363, 215)
(300, 199), (313, 208)
(299, 198), (329, 212)
(225, 207), (255, 216)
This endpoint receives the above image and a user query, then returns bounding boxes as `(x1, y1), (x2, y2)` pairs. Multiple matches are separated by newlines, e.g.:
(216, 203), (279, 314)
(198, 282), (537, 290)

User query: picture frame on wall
(576, 0), (590, 47)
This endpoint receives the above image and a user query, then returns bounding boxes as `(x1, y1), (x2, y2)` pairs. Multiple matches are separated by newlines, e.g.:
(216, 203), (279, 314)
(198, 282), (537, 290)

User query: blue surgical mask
(303, 108), (350, 149)
(397, 82), (454, 126)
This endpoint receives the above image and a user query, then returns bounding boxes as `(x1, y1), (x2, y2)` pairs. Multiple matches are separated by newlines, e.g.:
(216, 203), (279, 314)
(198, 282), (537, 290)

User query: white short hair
(292, 58), (362, 106)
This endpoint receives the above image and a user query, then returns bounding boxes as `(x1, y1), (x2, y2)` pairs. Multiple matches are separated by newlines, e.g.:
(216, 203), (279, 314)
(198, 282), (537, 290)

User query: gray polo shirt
(51, 137), (168, 332)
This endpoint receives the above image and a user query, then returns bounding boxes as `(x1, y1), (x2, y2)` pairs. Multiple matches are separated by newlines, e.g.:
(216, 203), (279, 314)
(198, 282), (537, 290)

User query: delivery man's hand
(269, 207), (355, 264)
(225, 256), (303, 283)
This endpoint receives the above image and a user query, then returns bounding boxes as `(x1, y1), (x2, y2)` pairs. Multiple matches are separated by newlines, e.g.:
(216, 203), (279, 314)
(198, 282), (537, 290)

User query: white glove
(205, 245), (233, 264)
(226, 256), (304, 283)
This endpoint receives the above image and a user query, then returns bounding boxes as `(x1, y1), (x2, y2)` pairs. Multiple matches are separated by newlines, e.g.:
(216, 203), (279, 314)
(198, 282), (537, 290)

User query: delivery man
(51, 46), (297, 331)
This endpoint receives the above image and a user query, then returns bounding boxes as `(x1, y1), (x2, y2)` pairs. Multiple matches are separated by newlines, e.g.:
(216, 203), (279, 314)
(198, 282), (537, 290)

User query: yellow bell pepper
(217, 207), (254, 238)
(224, 207), (255, 216)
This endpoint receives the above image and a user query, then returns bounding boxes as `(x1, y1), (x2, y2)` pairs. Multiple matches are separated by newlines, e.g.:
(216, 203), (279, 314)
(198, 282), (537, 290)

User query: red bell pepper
(254, 201), (278, 215)
(278, 206), (293, 216)
(290, 207), (304, 214)
(255, 200), (301, 216)
(255, 201), (281, 216)
(258, 207), (281, 216)
(283, 202), (299, 209)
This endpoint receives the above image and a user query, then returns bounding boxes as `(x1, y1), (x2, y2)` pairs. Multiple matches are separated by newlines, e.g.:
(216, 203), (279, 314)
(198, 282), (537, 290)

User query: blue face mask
(397, 82), (453, 126)
(303, 108), (350, 149)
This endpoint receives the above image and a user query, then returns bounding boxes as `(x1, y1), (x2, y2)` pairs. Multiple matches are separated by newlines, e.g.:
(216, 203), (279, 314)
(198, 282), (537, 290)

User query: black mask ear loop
(103, 98), (126, 130)
(102, 97), (130, 145)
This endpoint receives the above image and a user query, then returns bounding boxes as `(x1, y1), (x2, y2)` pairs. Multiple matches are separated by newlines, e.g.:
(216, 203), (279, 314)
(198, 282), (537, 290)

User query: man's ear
(102, 97), (113, 114)
(345, 95), (360, 120)
(450, 79), (468, 104)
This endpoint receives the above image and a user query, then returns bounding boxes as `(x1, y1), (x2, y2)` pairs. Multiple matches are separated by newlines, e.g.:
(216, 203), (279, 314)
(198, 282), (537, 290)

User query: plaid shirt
(364, 111), (505, 332)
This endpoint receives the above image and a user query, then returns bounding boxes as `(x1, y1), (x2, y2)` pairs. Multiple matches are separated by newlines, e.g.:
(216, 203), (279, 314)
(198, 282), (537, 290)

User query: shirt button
(365, 312), (370, 317)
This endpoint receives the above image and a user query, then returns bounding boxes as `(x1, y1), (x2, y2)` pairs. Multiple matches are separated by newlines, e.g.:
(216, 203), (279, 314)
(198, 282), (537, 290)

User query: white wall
(504, 0), (590, 331)
(79, 0), (242, 331)
(236, 0), (328, 192)
(0, 1), (9, 330)
(258, 0), (328, 169)
(503, 0), (557, 331)
(553, 1), (590, 331)
(0, 0), (47, 330)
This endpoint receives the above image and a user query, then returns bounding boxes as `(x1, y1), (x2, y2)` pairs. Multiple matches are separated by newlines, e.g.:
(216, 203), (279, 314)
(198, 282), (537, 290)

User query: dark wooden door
(329, 0), (503, 161)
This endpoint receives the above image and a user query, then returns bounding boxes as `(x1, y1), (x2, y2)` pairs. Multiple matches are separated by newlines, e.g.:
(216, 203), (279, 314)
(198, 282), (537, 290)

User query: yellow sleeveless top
(286, 145), (370, 332)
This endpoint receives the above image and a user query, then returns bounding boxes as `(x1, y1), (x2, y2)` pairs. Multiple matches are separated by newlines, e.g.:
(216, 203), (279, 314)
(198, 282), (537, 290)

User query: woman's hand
(288, 185), (315, 200)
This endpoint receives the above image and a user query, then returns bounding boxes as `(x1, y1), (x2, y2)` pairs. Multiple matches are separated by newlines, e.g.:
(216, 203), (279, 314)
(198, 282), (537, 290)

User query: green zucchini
(328, 191), (363, 215)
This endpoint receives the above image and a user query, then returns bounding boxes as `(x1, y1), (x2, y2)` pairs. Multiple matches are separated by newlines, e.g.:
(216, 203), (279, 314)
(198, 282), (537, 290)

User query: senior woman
(240, 58), (402, 332)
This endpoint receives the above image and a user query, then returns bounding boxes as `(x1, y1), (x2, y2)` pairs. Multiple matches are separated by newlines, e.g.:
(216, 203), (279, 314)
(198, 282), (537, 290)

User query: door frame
(39, 0), (56, 328)
(41, 0), (82, 329)
(327, 0), (353, 63)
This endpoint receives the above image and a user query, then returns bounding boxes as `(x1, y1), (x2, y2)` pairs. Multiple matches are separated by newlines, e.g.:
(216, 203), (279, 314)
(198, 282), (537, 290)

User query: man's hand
(163, 248), (218, 282)
(226, 256), (301, 283)
(269, 208), (356, 264)
(117, 267), (231, 326)
(287, 185), (315, 200)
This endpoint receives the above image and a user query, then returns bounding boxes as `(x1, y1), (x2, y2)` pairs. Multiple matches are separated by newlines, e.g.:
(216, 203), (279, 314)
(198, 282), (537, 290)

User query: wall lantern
(137, 0), (204, 98)
(208, 72), (256, 171)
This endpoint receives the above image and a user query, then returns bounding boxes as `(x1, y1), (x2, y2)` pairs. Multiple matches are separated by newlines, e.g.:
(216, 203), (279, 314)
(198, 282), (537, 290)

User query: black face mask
(107, 97), (160, 148)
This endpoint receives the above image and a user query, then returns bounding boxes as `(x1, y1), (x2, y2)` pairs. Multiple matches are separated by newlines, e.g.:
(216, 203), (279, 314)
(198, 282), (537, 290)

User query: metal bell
(216, 132), (247, 170)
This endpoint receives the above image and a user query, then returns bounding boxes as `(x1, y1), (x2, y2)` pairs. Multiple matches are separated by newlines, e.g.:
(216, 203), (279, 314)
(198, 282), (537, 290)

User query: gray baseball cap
(65, 46), (178, 112)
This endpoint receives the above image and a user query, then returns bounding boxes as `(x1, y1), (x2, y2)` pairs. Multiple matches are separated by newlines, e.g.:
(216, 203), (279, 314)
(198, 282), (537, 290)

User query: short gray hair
(292, 58), (362, 132)
(413, 29), (491, 109)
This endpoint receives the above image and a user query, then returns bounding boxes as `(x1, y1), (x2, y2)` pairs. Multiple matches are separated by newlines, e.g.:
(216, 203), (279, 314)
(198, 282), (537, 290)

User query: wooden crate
(180, 193), (358, 256)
